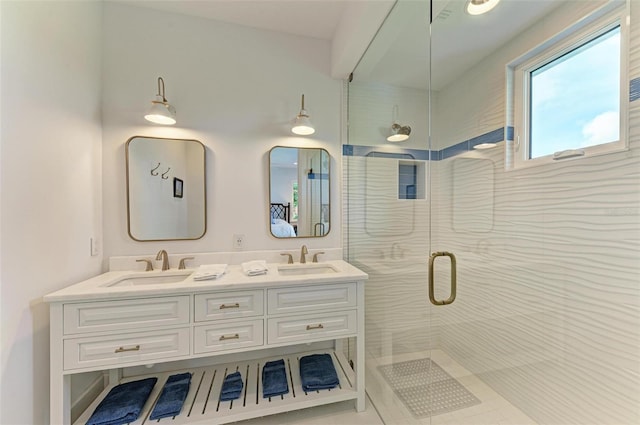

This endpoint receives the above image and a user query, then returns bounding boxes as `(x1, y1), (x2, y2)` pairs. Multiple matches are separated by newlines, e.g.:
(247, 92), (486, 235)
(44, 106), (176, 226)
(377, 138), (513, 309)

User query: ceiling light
(144, 77), (176, 125)
(474, 142), (497, 149)
(466, 0), (501, 15)
(292, 94), (315, 136)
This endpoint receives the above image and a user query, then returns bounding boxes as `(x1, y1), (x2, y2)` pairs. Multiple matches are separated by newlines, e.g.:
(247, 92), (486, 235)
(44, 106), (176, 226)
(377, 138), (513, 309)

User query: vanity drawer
(267, 283), (356, 315)
(63, 296), (190, 335)
(267, 310), (357, 344)
(63, 328), (190, 370)
(194, 290), (264, 322)
(194, 320), (264, 354)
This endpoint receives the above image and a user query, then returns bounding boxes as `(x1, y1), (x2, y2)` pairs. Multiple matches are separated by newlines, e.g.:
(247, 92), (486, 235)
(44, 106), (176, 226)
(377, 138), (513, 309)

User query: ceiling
(115, 0), (351, 41)
(355, 0), (563, 90)
(113, 0), (565, 89)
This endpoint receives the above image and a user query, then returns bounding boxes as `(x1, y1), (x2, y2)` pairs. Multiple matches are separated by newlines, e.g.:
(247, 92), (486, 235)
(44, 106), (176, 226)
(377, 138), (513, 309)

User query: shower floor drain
(378, 358), (481, 418)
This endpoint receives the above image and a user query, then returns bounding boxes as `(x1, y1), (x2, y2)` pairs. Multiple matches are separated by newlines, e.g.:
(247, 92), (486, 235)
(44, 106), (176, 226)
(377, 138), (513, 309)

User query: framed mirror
(126, 136), (206, 241)
(269, 146), (330, 238)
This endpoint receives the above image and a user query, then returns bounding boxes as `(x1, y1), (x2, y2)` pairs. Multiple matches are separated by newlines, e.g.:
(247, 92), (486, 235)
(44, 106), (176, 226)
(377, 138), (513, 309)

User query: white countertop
(43, 260), (368, 303)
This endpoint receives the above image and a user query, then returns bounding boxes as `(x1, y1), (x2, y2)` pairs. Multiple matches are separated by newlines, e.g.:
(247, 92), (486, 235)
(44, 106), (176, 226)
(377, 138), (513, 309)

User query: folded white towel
(241, 260), (268, 276)
(193, 264), (227, 281)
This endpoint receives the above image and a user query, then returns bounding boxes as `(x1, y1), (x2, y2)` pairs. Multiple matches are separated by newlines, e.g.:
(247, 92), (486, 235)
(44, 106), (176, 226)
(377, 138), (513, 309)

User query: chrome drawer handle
(219, 303), (240, 309)
(306, 324), (324, 330)
(115, 345), (140, 353)
(219, 333), (240, 341)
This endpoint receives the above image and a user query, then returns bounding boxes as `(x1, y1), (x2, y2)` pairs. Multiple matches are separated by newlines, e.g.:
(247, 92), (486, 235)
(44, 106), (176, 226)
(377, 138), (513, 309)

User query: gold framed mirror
(269, 146), (330, 238)
(126, 136), (206, 241)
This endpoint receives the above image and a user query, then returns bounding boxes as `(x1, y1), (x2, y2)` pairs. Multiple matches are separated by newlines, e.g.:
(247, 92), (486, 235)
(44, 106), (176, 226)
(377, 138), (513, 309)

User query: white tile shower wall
(348, 80), (429, 150)
(101, 2), (343, 260)
(430, 1), (640, 424)
(345, 68), (434, 358)
(343, 155), (436, 357)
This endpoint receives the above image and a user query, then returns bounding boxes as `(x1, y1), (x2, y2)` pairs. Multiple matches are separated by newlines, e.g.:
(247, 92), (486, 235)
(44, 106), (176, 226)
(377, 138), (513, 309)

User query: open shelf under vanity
(74, 349), (357, 425)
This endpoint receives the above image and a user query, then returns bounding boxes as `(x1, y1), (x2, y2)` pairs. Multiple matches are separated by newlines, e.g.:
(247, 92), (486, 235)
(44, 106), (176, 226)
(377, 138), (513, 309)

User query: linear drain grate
(378, 358), (480, 418)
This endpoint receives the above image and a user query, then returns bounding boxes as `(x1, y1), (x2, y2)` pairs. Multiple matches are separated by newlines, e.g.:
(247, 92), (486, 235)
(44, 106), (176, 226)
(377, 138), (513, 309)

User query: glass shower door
(347, 1), (640, 424)
(428, 1), (640, 424)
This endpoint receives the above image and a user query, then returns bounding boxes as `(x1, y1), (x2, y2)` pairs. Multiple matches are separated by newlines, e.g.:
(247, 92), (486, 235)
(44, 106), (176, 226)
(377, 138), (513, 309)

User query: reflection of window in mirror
(292, 181), (299, 221)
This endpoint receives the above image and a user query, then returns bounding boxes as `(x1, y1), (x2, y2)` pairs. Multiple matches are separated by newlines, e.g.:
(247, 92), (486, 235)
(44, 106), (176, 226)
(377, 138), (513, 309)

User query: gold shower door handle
(428, 251), (457, 306)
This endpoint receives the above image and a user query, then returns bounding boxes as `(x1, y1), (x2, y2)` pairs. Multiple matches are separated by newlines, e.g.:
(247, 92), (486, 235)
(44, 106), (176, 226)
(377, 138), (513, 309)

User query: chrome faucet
(300, 245), (308, 263)
(156, 249), (170, 271)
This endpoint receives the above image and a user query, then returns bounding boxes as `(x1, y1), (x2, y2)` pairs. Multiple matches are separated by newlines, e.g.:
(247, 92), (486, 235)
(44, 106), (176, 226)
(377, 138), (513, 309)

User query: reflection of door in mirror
(269, 147), (330, 238)
(126, 136), (206, 241)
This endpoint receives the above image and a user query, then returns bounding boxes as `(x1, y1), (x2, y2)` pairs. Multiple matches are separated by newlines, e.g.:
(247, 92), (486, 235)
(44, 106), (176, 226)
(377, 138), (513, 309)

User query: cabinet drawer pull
(219, 333), (240, 341)
(114, 345), (140, 353)
(219, 303), (240, 309)
(306, 324), (324, 330)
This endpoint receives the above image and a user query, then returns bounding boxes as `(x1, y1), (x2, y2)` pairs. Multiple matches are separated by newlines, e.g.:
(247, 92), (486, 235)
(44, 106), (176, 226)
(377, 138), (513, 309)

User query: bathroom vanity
(44, 259), (367, 425)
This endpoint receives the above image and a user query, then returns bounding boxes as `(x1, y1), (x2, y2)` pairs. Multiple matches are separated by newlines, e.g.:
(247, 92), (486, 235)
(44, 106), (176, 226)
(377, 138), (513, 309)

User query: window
(511, 4), (628, 168)
(292, 181), (298, 221)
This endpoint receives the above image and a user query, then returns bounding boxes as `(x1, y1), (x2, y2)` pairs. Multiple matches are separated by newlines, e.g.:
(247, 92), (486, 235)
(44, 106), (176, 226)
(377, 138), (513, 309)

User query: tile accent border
(344, 127), (512, 160)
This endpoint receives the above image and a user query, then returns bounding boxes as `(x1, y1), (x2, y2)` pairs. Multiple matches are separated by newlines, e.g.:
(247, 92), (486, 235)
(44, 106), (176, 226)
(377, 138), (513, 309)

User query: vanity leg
(50, 303), (70, 424)
(50, 373), (70, 424)
(355, 282), (366, 412)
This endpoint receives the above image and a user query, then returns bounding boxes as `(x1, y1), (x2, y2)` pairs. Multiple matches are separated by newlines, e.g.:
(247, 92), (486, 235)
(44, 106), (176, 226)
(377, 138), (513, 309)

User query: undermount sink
(277, 263), (338, 276)
(104, 271), (192, 287)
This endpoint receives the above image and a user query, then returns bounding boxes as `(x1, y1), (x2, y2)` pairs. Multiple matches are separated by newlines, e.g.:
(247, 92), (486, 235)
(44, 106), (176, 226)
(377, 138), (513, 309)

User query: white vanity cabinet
(46, 262), (366, 425)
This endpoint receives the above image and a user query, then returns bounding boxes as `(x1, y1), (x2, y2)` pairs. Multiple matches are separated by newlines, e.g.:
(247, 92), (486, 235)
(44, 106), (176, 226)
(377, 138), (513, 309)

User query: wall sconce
(292, 94), (315, 136)
(144, 77), (176, 125)
(387, 105), (411, 142)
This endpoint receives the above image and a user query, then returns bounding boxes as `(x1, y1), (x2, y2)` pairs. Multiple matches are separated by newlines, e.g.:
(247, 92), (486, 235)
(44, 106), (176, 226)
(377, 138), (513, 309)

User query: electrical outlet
(233, 234), (245, 250)
(90, 238), (100, 256)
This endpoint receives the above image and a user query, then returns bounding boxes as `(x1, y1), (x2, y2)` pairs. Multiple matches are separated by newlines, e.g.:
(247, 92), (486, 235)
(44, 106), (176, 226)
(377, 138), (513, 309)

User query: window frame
(510, 2), (629, 170)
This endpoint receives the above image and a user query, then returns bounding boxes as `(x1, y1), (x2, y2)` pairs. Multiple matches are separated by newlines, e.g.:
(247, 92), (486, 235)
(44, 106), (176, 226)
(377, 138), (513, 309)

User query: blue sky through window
(530, 26), (620, 158)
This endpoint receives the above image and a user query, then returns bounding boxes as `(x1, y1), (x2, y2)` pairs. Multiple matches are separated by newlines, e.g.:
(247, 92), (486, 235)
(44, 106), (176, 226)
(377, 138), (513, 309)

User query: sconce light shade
(387, 123), (411, 142)
(144, 77), (176, 125)
(292, 94), (315, 136)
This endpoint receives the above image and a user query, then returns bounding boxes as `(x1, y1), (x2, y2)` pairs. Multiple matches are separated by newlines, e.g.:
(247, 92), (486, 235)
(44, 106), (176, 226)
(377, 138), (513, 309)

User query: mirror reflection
(269, 147), (330, 238)
(126, 136), (206, 241)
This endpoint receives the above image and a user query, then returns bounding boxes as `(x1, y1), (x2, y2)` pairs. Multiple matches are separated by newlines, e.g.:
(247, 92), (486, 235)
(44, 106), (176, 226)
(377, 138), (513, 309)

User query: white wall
(102, 2), (343, 263)
(0, 2), (103, 423)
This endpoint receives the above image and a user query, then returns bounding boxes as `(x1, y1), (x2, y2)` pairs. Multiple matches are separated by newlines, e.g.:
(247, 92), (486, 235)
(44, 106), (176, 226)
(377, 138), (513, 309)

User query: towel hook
(150, 162), (160, 176)
(161, 167), (171, 179)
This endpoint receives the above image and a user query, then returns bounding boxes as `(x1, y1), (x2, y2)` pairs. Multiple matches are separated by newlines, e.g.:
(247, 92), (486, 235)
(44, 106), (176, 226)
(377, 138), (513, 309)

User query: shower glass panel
(345, 1), (640, 424)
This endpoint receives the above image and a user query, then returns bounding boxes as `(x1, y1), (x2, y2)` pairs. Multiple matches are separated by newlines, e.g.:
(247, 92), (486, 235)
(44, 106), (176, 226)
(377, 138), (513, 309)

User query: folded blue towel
(149, 373), (191, 420)
(220, 371), (243, 401)
(299, 354), (339, 391)
(262, 359), (289, 398)
(86, 377), (157, 425)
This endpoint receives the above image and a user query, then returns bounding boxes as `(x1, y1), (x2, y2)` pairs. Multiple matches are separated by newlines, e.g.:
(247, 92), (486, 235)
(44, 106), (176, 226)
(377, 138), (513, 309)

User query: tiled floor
(234, 349), (537, 425)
